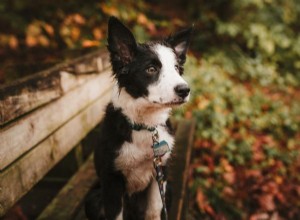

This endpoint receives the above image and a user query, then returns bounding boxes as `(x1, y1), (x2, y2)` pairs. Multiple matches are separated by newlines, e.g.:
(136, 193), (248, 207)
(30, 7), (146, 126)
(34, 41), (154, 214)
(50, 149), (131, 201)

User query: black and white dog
(85, 17), (192, 220)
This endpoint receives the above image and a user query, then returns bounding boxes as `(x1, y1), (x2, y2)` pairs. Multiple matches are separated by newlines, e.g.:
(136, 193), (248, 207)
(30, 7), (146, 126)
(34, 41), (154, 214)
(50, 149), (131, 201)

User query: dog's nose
(174, 84), (190, 99)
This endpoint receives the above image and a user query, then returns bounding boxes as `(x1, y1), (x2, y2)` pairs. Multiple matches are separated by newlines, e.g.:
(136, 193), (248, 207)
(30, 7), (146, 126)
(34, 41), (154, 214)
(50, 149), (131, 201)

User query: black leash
(152, 129), (169, 220)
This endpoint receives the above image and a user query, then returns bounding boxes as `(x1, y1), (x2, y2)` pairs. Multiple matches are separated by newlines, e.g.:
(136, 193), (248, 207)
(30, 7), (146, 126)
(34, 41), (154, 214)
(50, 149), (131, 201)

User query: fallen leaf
(44, 24), (54, 36)
(223, 172), (235, 184)
(9, 35), (18, 49)
(250, 213), (269, 220)
(196, 188), (206, 211)
(93, 28), (103, 40)
(82, 40), (100, 47)
(26, 35), (37, 47)
(259, 194), (275, 211)
(71, 27), (81, 41)
(100, 4), (119, 17)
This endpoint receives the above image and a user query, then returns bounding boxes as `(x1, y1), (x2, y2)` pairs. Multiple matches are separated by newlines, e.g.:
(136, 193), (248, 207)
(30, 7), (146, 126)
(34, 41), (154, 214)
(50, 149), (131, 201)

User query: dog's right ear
(167, 27), (193, 64)
(107, 17), (137, 65)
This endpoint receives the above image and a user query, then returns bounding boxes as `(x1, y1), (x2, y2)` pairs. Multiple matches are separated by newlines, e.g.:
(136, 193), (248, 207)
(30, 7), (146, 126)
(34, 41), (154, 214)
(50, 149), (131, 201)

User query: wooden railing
(0, 49), (195, 219)
(0, 49), (113, 216)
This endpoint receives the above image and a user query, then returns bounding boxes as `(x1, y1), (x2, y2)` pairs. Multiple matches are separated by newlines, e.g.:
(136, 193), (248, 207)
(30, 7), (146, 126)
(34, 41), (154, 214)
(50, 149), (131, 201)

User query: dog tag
(153, 140), (170, 157)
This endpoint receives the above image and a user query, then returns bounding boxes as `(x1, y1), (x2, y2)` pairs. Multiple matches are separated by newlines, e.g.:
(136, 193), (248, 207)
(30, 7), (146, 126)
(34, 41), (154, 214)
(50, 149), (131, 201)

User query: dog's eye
(146, 66), (158, 75)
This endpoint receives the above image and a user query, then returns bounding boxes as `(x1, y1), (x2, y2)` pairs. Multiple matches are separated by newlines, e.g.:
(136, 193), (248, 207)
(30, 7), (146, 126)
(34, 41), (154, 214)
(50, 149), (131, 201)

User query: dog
(85, 16), (192, 220)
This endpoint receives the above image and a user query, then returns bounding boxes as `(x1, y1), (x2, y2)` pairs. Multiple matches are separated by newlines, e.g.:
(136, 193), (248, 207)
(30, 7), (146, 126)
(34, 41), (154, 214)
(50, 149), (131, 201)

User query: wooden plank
(0, 72), (62, 126)
(0, 49), (110, 125)
(169, 119), (196, 220)
(37, 155), (97, 220)
(0, 69), (113, 171)
(0, 90), (112, 217)
(36, 120), (196, 220)
(59, 51), (111, 94)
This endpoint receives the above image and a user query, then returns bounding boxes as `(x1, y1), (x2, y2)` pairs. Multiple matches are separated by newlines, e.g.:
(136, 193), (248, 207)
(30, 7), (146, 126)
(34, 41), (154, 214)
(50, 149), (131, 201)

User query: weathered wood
(37, 155), (97, 220)
(35, 120), (196, 220)
(0, 72), (62, 126)
(0, 49), (110, 125)
(169, 119), (196, 220)
(0, 90), (112, 217)
(0, 69), (113, 171)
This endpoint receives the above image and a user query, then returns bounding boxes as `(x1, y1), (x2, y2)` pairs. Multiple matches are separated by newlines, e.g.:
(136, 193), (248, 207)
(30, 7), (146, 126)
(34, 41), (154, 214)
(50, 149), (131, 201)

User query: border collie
(85, 16), (192, 220)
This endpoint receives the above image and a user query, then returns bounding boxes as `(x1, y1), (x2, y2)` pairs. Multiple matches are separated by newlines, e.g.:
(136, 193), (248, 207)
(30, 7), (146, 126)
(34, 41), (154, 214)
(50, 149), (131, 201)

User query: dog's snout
(174, 84), (190, 99)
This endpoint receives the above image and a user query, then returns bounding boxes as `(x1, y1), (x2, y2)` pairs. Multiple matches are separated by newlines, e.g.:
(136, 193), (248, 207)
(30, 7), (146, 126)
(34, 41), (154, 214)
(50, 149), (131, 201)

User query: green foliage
(182, 52), (300, 218)
(1, 0), (300, 218)
(187, 0), (300, 82)
(180, 3), (300, 218)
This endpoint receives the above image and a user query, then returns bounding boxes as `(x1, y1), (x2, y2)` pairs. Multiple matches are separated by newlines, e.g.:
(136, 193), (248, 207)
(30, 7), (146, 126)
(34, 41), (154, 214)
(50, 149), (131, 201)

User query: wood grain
(0, 49), (110, 125)
(37, 155), (97, 220)
(35, 120), (196, 220)
(168, 119), (196, 220)
(0, 90), (111, 217)
(0, 69), (113, 171)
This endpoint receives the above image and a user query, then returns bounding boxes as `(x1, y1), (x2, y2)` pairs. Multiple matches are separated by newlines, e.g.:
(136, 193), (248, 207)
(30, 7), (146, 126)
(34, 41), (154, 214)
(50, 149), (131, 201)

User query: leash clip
(152, 128), (159, 144)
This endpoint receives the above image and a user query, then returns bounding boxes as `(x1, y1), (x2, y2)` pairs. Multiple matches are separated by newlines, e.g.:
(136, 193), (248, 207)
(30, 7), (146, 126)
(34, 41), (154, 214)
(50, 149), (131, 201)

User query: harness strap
(124, 116), (156, 132)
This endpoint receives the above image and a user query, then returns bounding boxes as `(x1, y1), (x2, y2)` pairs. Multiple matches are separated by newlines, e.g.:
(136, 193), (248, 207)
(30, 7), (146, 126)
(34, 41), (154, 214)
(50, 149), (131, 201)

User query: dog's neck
(111, 84), (171, 127)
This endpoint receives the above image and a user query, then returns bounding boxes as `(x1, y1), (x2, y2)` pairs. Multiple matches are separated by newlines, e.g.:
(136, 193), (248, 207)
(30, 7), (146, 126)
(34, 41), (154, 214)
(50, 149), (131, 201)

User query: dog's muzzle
(174, 84), (190, 99)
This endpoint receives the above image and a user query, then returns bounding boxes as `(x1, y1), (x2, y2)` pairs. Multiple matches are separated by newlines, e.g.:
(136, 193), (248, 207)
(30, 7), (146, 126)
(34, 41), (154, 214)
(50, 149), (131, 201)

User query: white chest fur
(114, 126), (174, 195)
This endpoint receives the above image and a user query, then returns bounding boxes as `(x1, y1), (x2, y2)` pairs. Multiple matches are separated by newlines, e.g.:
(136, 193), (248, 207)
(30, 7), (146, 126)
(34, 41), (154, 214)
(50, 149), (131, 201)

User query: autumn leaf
(222, 186), (235, 198)
(73, 14), (86, 25)
(196, 189), (216, 216)
(38, 35), (50, 47)
(137, 13), (156, 33)
(44, 24), (54, 36)
(71, 27), (81, 41)
(93, 28), (104, 40)
(100, 4), (119, 17)
(250, 213), (269, 220)
(196, 189), (206, 211)
(82, 40), (100, 47)
(258, 194), (276, 211)
(26, 35), (37, 47)
(9, 35), (18, 49)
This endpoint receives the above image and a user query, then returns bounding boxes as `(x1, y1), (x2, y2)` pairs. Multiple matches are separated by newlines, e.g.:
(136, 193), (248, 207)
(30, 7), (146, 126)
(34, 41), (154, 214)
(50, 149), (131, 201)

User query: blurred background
(1, 0), (300, 219)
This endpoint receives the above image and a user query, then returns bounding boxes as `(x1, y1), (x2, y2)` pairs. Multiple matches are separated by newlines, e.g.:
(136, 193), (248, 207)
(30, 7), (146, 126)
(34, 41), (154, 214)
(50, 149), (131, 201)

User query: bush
(179, 53), (300, 219)
(177, 1), (300, 217)
(1, 0), (299, 218)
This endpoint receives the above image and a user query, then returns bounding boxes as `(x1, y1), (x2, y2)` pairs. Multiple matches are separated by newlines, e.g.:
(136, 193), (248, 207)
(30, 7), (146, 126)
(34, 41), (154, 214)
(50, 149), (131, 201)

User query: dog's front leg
(145, 179), (163, 220)
(102, 172), (125, 220)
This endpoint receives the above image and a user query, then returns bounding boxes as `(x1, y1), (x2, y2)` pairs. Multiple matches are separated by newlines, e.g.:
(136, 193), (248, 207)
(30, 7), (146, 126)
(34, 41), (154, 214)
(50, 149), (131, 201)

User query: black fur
(85, 16), (192, 220)
(167, 27), (193, 64)
(85, 103), (172, 219)
(107, 16), (192, 99)
(113, 44), (163, 98)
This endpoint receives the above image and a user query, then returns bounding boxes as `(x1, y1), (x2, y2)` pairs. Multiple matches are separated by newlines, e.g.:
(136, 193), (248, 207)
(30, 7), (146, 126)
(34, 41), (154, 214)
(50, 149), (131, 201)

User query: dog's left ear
(167, 27), (193, 63)
(107, 16), (137, 65)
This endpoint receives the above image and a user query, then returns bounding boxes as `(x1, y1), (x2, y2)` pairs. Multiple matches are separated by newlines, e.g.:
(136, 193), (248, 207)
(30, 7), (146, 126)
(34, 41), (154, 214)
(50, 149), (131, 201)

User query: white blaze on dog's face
(147, 44), (190, 105)
(108, 17), (192, 112)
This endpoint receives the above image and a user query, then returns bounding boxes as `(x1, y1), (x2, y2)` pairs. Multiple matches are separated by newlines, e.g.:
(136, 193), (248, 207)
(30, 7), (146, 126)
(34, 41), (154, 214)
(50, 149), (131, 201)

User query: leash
(126, 117), (169, 219)
(152, 128), (169, 220)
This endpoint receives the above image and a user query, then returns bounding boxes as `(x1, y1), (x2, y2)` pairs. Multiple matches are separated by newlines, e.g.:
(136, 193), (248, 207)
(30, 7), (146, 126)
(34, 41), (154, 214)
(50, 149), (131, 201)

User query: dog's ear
(167, 27), (193, 63)
(108, 16), (137, 65)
